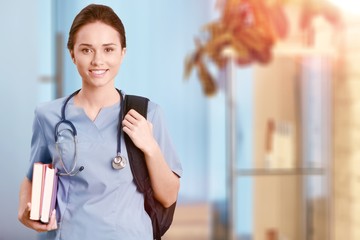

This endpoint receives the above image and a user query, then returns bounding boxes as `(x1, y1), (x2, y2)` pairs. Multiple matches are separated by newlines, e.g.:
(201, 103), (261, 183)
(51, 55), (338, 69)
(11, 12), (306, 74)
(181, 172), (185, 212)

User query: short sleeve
(148, 103), (182, 178)
(26, 108), (52, 180)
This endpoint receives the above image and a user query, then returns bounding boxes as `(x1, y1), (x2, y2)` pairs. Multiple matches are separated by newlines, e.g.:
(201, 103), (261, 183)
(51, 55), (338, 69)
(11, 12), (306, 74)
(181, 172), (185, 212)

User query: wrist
(142, 140), (160, 159)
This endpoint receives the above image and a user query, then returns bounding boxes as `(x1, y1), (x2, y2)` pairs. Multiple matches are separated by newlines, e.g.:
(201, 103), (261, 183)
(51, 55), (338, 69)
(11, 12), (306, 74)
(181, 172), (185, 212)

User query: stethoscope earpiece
(56, 165), (84, 176)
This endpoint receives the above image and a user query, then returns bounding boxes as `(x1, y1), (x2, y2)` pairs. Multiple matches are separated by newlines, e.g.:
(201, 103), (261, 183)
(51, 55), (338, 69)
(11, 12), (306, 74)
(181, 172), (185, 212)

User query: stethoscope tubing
(54, 88), (125, 176)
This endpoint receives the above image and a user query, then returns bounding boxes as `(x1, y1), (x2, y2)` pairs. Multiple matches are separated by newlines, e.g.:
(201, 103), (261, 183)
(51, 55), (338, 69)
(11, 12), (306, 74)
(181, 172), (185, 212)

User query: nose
(91, 51), (104, 66)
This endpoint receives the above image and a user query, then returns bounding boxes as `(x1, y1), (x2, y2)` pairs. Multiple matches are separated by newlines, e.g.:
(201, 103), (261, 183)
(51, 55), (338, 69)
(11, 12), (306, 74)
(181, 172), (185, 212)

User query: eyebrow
(78, 43), (118, 47)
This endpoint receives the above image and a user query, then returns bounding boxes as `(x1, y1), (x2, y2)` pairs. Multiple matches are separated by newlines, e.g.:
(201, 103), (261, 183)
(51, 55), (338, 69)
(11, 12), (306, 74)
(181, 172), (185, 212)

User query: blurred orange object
(266, 228), (279, 240)
(184, 0), (288, 96)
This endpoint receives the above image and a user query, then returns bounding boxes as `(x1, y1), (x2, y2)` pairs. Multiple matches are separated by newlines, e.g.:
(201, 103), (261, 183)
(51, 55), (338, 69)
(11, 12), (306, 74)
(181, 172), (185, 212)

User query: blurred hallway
(2, 0), (360, 239)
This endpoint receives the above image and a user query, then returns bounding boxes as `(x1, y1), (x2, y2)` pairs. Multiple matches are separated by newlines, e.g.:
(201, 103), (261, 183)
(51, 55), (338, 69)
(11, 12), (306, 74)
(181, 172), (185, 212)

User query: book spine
(29, 163), (44, 221)
(40, 165), (56, 223)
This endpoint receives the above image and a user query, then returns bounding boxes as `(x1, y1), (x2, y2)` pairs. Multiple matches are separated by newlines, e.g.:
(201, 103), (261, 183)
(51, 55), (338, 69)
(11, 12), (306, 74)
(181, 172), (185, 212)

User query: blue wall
(0, 1), (39, 239)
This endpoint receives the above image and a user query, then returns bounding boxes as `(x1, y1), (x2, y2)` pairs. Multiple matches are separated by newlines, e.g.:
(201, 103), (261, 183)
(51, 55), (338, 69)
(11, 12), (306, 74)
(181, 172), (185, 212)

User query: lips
(90, 69), (108, 77)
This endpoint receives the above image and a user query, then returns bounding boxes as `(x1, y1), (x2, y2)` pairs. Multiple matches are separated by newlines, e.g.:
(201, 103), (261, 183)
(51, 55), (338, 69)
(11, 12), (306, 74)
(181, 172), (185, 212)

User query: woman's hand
(18, 202), (57, 232)
(122, 109), (157, 154)
(122, 108), (180, 207)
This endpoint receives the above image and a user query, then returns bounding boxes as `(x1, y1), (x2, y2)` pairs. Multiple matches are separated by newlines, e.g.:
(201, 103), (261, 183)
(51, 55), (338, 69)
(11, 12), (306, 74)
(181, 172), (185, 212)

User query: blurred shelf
(236, 167), (325, 176)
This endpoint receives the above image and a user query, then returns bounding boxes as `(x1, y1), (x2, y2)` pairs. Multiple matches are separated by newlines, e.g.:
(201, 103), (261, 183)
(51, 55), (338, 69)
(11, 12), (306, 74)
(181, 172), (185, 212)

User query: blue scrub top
(26, 93), (182, 240)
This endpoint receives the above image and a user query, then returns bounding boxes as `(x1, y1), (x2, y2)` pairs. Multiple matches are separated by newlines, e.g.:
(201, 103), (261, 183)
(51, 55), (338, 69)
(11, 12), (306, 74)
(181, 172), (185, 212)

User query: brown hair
(67, 4), (126, 51)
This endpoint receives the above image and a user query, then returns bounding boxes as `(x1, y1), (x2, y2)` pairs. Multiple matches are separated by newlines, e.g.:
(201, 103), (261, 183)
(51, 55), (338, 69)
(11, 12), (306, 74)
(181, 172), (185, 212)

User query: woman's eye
(81, 48), (92, 54)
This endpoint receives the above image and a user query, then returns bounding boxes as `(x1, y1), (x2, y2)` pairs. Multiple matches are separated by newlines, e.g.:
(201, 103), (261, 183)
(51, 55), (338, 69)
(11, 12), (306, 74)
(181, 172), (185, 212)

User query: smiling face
(71, 21), (126, 90)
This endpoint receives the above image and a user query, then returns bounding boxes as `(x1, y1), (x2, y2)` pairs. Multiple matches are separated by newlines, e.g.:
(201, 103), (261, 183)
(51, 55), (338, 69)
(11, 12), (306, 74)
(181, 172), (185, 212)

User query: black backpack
(122, 95), (177, 240)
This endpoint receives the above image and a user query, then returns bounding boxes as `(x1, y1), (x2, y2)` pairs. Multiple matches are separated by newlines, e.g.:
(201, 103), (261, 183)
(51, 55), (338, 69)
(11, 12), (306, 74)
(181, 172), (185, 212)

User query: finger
(20, 202), (32, 224)
(20, 203), (31, 226)
(127, 109), (143, 120)
(34, 222), (49, 233)
(25, 202), (31, 217)
(122, 125), (131, 136)
(123, 113), (137, 125)
(47, 210), (58, 231)
(122, 119), (135, 131)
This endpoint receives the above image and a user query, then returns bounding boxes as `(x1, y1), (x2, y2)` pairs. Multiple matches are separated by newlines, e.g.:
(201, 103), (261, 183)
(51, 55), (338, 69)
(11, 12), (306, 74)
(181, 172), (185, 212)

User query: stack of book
(30, 163), (58, 223)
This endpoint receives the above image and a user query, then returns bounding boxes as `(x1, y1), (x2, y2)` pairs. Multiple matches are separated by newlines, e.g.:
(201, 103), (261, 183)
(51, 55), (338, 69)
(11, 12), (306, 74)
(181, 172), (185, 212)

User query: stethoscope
(54, 88), (127, 176)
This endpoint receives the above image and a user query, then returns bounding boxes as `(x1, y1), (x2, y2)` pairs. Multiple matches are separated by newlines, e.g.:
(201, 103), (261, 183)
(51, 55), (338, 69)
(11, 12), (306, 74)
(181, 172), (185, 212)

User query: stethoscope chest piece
(112, 154), (127, 170)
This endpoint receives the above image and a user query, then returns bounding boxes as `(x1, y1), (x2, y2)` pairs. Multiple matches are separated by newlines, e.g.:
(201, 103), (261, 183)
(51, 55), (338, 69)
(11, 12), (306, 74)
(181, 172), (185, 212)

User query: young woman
(18, 4), (182, 239)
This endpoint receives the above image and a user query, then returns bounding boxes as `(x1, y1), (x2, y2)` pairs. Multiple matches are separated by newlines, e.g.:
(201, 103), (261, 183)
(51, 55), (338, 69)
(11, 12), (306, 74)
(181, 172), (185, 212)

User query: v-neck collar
(68, 98), (120, 129)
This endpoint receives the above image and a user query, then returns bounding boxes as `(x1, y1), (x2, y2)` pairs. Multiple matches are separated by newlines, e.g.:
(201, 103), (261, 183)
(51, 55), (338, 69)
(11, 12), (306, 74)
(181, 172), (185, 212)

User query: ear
(120, 48), (126, 62)
(121, 48), (126, 57)
(70, 50), (75, 63)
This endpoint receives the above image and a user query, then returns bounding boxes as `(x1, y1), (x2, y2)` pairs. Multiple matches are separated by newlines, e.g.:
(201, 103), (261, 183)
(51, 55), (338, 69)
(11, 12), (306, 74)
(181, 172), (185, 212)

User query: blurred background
(0, 0), (359, 239)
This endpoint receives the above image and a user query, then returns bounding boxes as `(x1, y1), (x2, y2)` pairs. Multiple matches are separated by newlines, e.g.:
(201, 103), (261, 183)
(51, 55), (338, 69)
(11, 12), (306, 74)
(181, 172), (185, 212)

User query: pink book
(40, 165), (58, 223)
(30, 163), (45, 220)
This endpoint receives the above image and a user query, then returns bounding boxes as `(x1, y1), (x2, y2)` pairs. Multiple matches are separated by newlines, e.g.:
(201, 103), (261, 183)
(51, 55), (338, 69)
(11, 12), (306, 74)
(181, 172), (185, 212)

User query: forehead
(74, 22), (121, 46)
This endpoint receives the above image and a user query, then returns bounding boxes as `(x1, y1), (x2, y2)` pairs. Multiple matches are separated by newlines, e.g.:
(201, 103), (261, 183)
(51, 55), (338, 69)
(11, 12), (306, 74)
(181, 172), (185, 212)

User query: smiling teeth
(92, 70), (106, 74)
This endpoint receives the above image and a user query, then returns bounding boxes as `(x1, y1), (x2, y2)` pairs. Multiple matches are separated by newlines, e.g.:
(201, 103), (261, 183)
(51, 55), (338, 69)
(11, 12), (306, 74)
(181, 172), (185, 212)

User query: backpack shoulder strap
(123, 95), (150, 193)
(124, 95), (149, 121)
(124, 95), (175, 240)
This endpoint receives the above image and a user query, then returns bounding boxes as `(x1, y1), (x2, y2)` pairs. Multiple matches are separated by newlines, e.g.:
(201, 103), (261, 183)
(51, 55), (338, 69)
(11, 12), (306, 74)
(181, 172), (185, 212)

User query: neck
(75, 86), (120, 108)
(74, 86), (120, 121)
